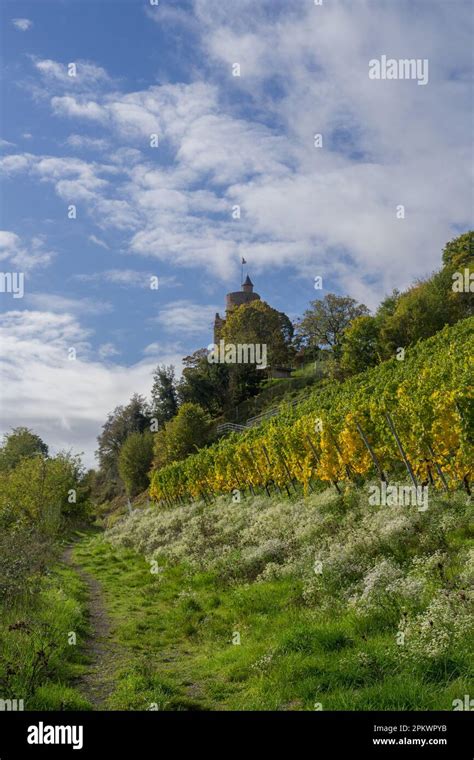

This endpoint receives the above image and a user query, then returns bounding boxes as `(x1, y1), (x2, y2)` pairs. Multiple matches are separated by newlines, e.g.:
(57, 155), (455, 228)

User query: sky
(0, 0), (472, 467)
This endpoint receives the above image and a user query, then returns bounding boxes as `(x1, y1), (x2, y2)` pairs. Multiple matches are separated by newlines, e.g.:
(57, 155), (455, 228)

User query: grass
(2, 487), (471, 711)
(0, 558), (94, 710)
(68, 486), (473, 711)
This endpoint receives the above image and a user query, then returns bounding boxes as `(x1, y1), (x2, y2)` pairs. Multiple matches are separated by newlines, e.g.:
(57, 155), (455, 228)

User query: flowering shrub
(106, 487), (472, 666)
(349, 559), (403, 616)
(400, 590), (473, 660)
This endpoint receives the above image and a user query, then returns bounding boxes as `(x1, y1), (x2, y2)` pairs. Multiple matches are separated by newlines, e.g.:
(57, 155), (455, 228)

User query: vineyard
(150, 318), (474, 506)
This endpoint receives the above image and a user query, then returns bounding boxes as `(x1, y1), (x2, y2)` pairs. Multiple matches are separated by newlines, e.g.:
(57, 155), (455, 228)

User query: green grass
(70, 500), (473, 711)
(0, 561), (94, 710)
(3, 487), (470, 711)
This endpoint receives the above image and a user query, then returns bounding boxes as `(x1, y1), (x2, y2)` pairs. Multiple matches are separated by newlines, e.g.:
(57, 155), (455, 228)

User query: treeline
(90, 231), (472, 506)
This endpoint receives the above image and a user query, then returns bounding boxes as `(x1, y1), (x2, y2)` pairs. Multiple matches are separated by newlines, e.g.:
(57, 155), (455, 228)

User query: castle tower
(242, 274), (254, 294)
(225, 276), (260, 311)
(213, 273), (261, 341)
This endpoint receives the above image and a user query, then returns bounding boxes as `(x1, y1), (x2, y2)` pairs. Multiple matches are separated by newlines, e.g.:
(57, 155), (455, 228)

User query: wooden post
(426, 443), (449, 492)
(385, 412), (417, 488)
(262, 444), (272, 468)
(276, 447), (298, 493)
(305, 435), (320, 464)
(261, 443), (282, 493)
(252, 458), (270, 495)
(355, 421), (386, 482)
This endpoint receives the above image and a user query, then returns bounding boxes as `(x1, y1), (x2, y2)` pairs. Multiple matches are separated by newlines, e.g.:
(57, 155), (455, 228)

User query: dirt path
(63, 545), (123, 710)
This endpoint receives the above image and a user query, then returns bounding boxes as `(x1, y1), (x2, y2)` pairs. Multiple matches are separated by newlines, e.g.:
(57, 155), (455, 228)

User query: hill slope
(96, 485), (473, 710)
(151, 318), (473, 505)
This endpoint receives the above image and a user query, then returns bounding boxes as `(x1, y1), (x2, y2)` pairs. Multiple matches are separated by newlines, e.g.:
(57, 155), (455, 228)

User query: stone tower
(213, 275), (261, 341)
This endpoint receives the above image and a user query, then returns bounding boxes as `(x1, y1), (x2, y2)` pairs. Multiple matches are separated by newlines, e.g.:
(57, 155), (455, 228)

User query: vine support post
(305, 435), (319, 464)
(277, 447), (298, 494)
(427, 443), (449, 492)
(355, 421), (387, 483)
(385, 412), (418, 488)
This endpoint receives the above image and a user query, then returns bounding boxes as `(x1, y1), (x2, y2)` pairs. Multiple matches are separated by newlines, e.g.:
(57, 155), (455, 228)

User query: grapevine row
(150, 319), (474, 506)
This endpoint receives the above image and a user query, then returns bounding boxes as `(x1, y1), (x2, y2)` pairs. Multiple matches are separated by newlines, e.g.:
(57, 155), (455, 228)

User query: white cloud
(143, 340), (184, 357)
(8, 2), (473, 303)
(154, 299), (219, 336)
(12, 18), (32, 32)
(0, 153), (36, 174)
(0, 231), (54, 270)
(145, 3), (199, 31)
(98, 342), (120, 359)
(34, 58), (110, 87)
(75, 269), (180, 289)
(88, 234), (109, 249)
(51, 96), (108, 121)
(66, 134), (110, 151)
(27, 293), (113, 316)
(0, 310), (184, 466)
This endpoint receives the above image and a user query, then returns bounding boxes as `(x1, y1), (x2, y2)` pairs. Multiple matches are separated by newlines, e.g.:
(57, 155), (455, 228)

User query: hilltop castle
(213, 274), (293, 378)
(213, 275), (261, 341)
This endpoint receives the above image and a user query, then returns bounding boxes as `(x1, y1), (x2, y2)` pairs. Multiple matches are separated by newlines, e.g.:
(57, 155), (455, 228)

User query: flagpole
(241, 258), (243, 287)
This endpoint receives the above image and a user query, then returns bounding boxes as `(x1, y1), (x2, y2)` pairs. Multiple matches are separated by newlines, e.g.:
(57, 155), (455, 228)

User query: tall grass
(0, 562), (93, 710)
(98, 485), (473, 710)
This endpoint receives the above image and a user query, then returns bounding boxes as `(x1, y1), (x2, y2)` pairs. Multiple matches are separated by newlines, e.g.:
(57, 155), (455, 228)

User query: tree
(0, 427), (48, 472)
(96, 394), (151, 493)
(295, 294), (369, 358)
(440, 230), (473, 323)
(222, 300), (294, 367)
(378, 279), (449, 357)
(340, 316), (381, 375)
(118, 431), (154, 498)
(178, 349), (230, 416)
(151, 365), (178, 426)
(0, 451), (88, 529)
(153, 402), (214, 470)
(442, 230), (473, 269)
(220, 300), (295, 405)
(376, 232), (473, 358)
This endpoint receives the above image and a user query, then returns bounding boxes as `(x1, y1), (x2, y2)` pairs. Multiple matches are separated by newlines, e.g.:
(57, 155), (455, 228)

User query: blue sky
(0, 0), (472, 465)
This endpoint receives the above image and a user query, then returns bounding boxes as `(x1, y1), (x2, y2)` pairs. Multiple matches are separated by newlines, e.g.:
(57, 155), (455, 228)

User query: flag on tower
(241, 257), (247, 264)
